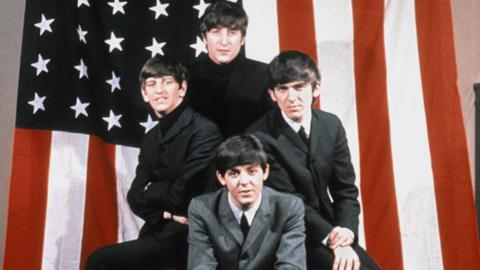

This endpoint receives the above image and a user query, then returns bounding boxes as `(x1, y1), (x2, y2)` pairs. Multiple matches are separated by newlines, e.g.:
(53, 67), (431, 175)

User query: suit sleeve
(166, 122), (222, 215)
(126, 145), (165, 225)
(329, 117), (360, 237)
(187, 199), (218, 270)
(275, 198), (307, 270)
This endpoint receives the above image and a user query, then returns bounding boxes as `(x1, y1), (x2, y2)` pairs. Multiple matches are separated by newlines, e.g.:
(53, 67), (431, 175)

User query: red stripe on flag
(276, 0), (319, 107)
(79, 136), (118, 269)
(352, 1), (404, 269)
(415, 0), (480, 268)
(3, 129), (52, 270)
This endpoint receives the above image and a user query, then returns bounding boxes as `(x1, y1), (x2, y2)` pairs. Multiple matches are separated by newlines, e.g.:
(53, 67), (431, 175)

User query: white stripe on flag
(383, 0), (444, 268)
(243, 0), (279, 63)
(115, 145), (143, 242)
(42, 131), (89, 270)
(312, 0), (366, 248)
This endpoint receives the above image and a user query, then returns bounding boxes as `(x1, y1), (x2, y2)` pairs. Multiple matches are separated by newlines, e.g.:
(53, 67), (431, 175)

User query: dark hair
(139, 55), (188, 87)
(199, 1), (248, 36)
(216, 134), (268, 176)
(267, 50), (321, 89)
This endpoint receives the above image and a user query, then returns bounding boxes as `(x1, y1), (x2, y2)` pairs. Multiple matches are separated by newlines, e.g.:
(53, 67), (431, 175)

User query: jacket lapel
(218, 190), (244, 247)
(269, 108), (308, 153)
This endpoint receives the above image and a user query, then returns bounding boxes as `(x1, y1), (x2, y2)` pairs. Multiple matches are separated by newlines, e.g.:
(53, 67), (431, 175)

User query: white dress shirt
(228, 193), (262, 226)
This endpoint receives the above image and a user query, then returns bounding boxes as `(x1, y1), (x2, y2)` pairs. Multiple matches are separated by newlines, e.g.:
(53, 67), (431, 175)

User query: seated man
(86, 56), (222, 270)
(247, 51), (380, 270)
(187, 134), (306, 270)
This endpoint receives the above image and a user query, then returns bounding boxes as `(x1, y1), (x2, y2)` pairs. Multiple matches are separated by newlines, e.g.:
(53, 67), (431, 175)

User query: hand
(163, 211), (172, 220)
(163, 211), (188, 224)
(172, 215), (188, 225)
(332, 246), (360, 270)
(328, 226), (354, 249)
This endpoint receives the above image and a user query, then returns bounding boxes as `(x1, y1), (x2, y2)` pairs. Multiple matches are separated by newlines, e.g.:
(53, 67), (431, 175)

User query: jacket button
(240, 253), (249, 260)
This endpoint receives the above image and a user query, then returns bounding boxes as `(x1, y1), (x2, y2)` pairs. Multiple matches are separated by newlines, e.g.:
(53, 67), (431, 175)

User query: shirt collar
(280, 109), (312, 136)
(227, 192), (262, 226)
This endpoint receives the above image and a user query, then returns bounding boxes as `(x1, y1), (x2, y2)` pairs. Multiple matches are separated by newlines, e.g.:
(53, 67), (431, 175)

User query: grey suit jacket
(187, 187), (306, 270)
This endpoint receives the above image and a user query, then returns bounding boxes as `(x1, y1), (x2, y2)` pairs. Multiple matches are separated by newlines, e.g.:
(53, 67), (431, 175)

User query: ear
(178, 81), (187, 98)
(312, 82), (320, 98)
(141, 86), (149, 103)
(262, 164), (270, 182)
(240, 36), (245, 46)
(216, 171), (226, 186)
(268, 89), (277, 103)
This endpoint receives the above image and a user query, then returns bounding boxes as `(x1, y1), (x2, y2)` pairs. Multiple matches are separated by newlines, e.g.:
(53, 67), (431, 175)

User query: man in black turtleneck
(186, 1), (273, 138)
(86, 56), (222, 270)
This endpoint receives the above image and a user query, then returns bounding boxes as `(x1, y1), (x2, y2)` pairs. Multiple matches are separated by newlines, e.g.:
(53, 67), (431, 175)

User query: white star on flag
(105, 32), (124, 53)
(102, 110), (122, 131)
(193, 0), (210, 18)
(74, 59), (89, 79)
(77, 25), (87, 44)
(145, 38), (166, 57)
(106, 71), (121, 92)
(31, 54), (50, 76)
(140, 115), (159, 134)
(190, 36), (207, 57)
(70, 97), (90, 118)
(28, 93), (46, 114)
(77, 0), (90, 8)
(149, 0), (169, 19)
(108, 0), (127, 15)
(34, 14), (55, 36)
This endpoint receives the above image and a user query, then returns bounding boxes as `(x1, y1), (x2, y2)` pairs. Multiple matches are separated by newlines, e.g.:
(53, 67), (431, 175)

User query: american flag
(4, 0), (479, 269)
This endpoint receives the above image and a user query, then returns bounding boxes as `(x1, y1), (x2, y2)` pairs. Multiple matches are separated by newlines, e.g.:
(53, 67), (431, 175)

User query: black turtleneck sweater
(157, 101), (187, 136)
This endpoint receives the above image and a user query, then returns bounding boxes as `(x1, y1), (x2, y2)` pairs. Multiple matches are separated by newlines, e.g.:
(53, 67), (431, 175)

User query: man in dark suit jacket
(86, 56), (222, 270)
(247, 51), (380, 270)
(188, 134), (306, 270)
(186, 1), (273, 138)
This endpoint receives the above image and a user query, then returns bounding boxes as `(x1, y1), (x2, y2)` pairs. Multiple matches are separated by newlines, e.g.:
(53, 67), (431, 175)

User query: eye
(227, 170), (239, 177)
(294, 83), (307, 91)
(276, 87), (288, 94)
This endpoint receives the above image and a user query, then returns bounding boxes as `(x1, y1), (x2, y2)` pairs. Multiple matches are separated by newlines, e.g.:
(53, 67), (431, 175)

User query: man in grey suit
(187, 134), (306, 270)
(247, 51), (380, 270)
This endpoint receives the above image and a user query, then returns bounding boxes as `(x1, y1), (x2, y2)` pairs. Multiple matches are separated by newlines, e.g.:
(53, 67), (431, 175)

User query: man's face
(217, 163), (269, 210)
(269, 80), (320, 122)
(141, 75), (186, 118)
(203, 27), (245, 65)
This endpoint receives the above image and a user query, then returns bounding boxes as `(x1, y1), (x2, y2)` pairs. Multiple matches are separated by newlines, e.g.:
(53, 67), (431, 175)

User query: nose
(238, 172), (251, 186)
(287, 88), (298, 101)
(219, 29), (229, 45)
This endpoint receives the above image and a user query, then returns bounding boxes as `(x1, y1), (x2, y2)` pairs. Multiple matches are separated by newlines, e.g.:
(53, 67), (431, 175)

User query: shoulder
(246, 109), (274, 133)
(189, 108), (221, 133)
(189, 189), (224, 213)
(312, 109), (343, 129)
(238, 57), (268, 75)
(264, 187), (304, 212)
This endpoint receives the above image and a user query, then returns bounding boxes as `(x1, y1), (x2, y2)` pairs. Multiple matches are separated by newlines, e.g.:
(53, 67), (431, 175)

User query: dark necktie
(298, 126), (309, 146)
(240, 213), (250, 239)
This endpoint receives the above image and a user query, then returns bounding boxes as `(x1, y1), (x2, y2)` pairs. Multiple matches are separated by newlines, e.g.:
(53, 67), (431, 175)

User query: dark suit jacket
(127, 106), (222, 237)
(246, 108), (360, 246)
(187, 187), (306, 270)
(186, 55), (273, 137)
